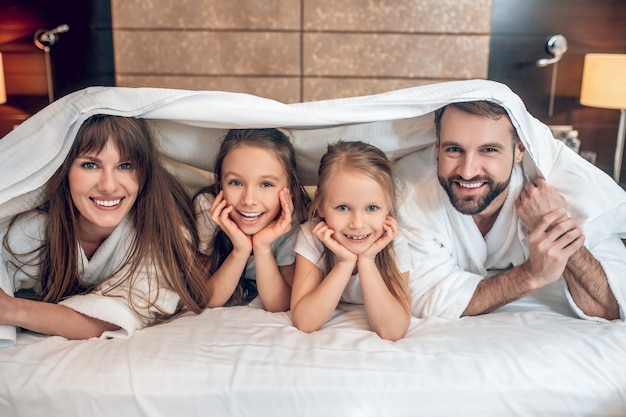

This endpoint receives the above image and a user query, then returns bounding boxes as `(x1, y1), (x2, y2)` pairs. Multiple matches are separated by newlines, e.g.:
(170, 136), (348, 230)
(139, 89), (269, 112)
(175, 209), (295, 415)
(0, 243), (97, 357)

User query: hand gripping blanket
(1, 80), (626, 347)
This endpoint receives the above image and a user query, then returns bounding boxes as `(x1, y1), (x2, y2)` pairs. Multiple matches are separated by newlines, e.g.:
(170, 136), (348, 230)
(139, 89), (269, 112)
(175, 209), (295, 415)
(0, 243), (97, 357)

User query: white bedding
(1, 80), (626, 416)
(2, 303), (626, 417)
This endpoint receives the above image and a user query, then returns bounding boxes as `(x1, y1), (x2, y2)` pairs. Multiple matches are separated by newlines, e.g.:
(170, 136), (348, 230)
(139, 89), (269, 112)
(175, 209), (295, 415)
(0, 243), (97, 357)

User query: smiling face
(317, 170), (390, 255)
(220, 145), (289, 235)
(436, 105), (524, 218)
(68, 139), (139, 240)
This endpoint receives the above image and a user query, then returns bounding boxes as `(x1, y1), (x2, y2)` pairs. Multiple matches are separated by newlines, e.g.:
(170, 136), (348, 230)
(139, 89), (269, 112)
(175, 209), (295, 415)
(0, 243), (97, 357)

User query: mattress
(2, 299), (625, 417)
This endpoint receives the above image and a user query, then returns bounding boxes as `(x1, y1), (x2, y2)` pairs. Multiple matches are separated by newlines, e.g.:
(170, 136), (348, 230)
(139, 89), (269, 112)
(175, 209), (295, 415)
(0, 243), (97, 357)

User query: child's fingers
(313, 221), (328, 236)
(209, 190), (225, 212)
(213, 203), (234, 229)
(280, 188), (293, 209)
(384, 216), (399, 238)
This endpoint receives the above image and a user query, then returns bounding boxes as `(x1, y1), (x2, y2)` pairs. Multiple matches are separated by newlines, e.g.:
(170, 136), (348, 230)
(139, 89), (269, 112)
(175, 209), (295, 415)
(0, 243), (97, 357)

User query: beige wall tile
(116, 75), (301, 103)
(304, 0), (491, 33)
(302, 78), (451, 101)
(304, 34), (489, 78)
(111, 0), (493, 103)
(114, 31), (300, 75)
(111, 0), (301, 29)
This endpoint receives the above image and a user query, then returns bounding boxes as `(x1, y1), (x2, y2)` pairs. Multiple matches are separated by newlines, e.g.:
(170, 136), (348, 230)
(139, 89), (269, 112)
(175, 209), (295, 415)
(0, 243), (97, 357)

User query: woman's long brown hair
(4, 115), (208, 321)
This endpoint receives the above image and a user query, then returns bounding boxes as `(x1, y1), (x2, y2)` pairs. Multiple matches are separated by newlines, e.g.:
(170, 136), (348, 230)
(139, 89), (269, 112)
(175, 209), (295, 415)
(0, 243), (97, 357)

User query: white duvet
(1, 80), (626, 416)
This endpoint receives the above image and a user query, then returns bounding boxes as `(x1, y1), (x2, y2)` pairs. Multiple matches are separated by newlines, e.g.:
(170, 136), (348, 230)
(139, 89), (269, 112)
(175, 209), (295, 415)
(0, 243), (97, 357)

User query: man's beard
(438, 175), (510, 215)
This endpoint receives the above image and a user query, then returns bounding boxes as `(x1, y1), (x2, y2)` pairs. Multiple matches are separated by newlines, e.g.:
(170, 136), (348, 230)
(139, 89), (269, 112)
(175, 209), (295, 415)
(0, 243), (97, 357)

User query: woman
(0, 114), (208, 340)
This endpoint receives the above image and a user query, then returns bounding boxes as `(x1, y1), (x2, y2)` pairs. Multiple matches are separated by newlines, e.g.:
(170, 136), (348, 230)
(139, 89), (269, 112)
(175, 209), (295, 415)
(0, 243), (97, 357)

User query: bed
(1, 80), (625, 417)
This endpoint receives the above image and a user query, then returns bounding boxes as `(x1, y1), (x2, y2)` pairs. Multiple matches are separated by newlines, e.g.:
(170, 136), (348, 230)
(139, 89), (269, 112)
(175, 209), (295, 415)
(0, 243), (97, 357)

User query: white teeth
(93, 199), (121, 207)
(346, 234), (369, 241)
(459, 182), (483, 189)
(240, 211), (263, 219)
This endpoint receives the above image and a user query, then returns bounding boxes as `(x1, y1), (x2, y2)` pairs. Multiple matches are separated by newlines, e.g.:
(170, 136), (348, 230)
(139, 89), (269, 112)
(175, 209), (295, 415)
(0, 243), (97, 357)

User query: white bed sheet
(1, 297), (625, 417)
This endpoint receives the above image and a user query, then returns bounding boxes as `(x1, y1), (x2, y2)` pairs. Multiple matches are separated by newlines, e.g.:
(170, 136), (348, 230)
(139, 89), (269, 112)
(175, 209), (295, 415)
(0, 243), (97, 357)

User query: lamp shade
(0, 52), (6, 104)
(580, 53), (626, 110)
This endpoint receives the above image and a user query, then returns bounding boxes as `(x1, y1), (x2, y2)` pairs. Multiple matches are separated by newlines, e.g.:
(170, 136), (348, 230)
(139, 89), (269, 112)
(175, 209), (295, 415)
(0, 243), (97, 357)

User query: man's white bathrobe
(396, 127), (626, 323)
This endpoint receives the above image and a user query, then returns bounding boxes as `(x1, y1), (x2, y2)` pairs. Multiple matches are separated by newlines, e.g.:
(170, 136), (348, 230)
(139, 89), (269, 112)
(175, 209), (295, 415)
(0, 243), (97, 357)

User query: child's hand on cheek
(253, 188), (293, 249)
(210, 190), (252, 253)
(360, 216), (398, 260)
(313, 221), (357, 264)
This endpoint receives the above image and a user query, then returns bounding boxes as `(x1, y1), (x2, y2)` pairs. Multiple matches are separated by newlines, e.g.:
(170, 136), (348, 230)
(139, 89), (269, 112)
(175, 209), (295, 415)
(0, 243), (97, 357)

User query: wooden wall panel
(111, 0), (492, 103)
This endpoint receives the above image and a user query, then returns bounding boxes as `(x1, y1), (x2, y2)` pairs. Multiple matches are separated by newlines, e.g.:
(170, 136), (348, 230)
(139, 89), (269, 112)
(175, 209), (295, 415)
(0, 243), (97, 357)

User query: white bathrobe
(396, 136), (626, 322)
(1, 79), (626, 344)
(0, 211), (180, 347)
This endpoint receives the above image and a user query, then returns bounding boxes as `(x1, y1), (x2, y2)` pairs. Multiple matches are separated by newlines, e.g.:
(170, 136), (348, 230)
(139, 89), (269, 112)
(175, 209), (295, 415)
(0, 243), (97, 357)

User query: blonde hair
(310, 140), (411, 313)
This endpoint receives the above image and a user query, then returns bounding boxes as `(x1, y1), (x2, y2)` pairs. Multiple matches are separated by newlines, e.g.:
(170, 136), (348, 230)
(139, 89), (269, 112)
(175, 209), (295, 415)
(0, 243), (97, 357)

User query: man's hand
(516, 178), (567, 231)
(524, 209), (585, 287)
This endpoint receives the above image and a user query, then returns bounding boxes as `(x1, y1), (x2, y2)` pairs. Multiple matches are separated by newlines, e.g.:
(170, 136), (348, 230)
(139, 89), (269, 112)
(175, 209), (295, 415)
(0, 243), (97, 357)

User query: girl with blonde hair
(290, 140), (411, 341)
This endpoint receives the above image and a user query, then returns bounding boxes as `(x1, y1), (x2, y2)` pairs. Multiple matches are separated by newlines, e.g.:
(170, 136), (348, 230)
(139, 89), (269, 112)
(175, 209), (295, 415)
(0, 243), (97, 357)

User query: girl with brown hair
(193, 128), (310, 312)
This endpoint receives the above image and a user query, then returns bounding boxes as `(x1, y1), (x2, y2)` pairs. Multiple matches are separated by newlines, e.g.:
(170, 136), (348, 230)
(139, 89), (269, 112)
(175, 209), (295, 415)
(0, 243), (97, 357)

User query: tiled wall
(111, 0), (492, 103)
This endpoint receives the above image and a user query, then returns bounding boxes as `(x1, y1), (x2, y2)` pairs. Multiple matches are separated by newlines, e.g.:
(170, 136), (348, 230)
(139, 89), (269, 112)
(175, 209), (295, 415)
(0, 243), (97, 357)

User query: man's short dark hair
(434, 101), (520, 143)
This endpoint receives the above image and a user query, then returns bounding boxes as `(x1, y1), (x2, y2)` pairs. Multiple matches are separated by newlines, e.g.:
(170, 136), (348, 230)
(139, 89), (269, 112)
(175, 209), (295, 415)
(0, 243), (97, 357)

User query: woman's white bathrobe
(0, 211), (180, 347)
(2, 79), (626, 347)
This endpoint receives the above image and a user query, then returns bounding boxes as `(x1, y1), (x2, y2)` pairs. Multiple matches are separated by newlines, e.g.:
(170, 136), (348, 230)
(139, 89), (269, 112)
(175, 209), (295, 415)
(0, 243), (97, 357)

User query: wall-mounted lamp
(0, 52), (6, 104)
(34, 24), (69, 103)
(580, 53), (626, 183)
(537, 34), (568, 118)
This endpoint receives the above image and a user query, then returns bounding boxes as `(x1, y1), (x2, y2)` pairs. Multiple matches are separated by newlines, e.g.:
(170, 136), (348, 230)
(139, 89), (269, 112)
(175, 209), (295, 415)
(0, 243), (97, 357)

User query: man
(397, 100), (625, 321)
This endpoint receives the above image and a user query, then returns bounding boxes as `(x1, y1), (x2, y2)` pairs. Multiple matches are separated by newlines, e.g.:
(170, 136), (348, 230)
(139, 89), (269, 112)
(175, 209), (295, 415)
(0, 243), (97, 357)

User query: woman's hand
(313, 220), (357, 264)
(253, 188), (293, 250)
(210, 190), (252, 253)
(0, 288), (14, 325)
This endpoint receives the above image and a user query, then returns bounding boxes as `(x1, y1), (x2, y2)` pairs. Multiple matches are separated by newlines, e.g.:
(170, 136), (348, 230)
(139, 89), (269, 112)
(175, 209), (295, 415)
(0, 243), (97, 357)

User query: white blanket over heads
(1, 80), (626, 344)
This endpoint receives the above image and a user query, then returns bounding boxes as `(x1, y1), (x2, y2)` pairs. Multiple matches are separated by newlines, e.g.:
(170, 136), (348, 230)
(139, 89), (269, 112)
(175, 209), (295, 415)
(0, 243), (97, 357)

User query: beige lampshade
(0, 52), (6, 104)
(580, 53), (626, 110)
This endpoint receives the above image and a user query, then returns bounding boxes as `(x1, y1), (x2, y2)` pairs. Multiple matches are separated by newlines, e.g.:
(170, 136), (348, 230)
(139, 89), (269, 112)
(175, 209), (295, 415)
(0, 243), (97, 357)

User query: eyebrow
(440, 140), (507, 150)
(327, 198), (385, 206)
(76, 155), (131, 164)
(223, 172), (282, 181)
(76, 155), (102, 163)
